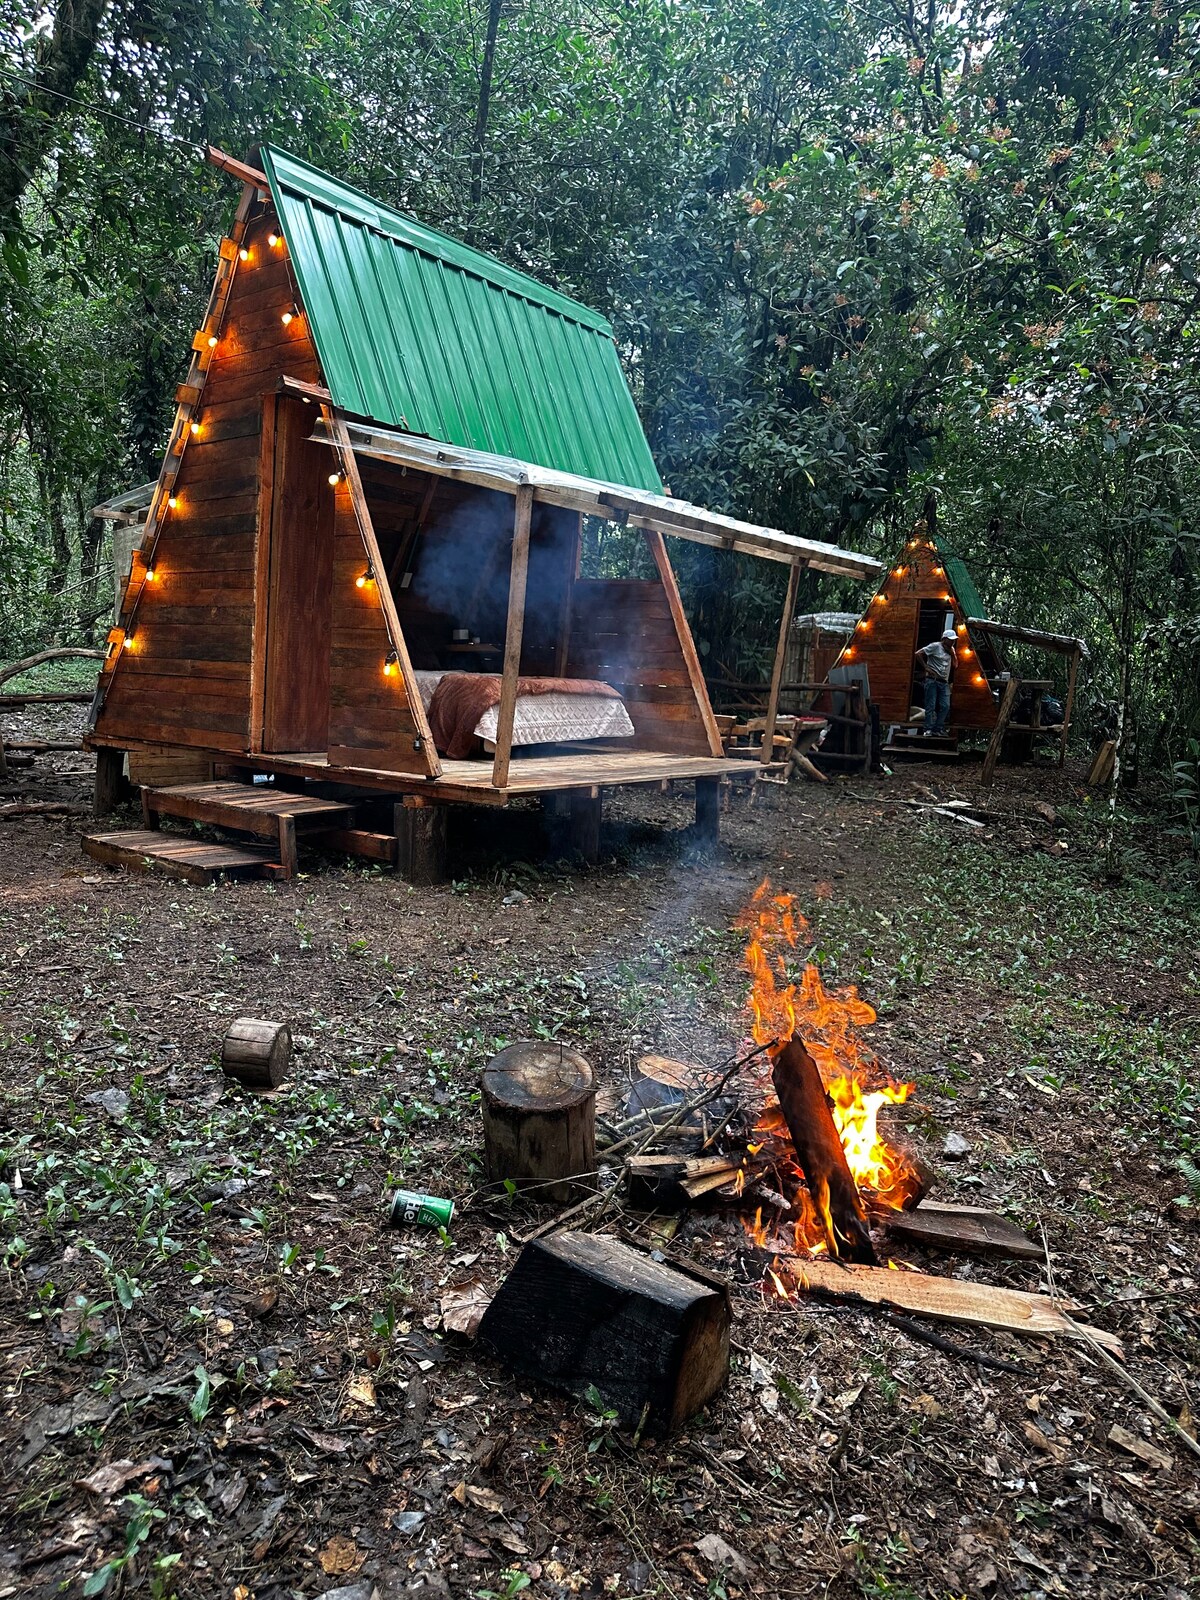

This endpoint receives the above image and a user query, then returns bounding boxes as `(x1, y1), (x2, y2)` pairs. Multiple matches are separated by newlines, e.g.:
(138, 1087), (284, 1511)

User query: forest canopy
(3, 0), (1200, 779)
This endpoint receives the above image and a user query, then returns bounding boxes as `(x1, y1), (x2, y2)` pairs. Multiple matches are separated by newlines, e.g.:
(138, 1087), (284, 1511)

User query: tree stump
(222, 1018), (291, 1089)
(482, 1041), (595, 1204)
(478, 1230), (730, 1432)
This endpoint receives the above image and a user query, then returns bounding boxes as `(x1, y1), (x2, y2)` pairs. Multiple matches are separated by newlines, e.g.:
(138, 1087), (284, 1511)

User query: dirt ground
(2, 705), (1198, 1600)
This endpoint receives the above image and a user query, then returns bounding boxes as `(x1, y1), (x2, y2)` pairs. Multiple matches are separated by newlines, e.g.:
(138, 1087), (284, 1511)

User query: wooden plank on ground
(881, 1202), (1042, 1261)
(781, 1255), (1124, 1356)
(82, 830), (273, 885)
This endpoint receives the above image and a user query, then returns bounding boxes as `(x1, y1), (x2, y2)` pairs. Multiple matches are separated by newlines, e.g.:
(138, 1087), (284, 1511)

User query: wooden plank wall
(838, 543), (998, 728)
(327, 480), (432, 772)
(565, 579), (711, 755)
(96, 211), (322, 753)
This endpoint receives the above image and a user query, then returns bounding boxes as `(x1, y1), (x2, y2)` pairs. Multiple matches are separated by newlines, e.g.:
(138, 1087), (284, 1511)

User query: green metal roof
(260, 147), (662, 491)
(943, 552), (988, 622)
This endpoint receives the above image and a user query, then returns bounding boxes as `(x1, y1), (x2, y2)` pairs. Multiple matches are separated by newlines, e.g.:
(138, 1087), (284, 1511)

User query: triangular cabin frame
(830, 525), (1006, 731)
(90, 146), (879, 811)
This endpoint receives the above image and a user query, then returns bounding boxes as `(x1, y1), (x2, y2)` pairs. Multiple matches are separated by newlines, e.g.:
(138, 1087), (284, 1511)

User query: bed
(414, 670), (635, 759)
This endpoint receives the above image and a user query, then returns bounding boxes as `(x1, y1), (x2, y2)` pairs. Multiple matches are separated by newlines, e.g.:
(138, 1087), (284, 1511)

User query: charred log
(771, 1038), (876, 1264)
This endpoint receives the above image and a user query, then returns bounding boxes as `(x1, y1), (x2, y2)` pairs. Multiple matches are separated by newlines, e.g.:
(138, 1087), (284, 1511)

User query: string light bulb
(268, 231), (282, 248)
(356, 564), (375, 589)
(328, 469), (345, 487)
(383, 651), (399, 678)
(974, 672), (985, 685)
(189, 420), (201, 435)
(281, 303), (299, 327)
(123, 633), (134, 651)
(144, 566), (158, 583)
(207, 332), (218, 348)
(961, 646), (973, 658)
(239, 246), (250, 261)
(167, 494), (178, 510)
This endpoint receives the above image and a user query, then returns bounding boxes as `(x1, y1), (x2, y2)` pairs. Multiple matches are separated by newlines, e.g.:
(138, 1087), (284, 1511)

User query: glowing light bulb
(384, 652), (398, 678)
(329, 470), (344, 487)
(281, 305), (297, 327)
(189, 420), (201, 435)
(974, 672), (985, 685)
(961, 647), (972, 658)
(956, 623), (966, 634)
(356, 565), (376, 589)
(145, 567), (157, 582)
(239, 246), (250, 261)
(167, 495), (178, 510)
(268, 232), (281, 247)
(123, 633), (134, 650)
(207, 333), (218, 348)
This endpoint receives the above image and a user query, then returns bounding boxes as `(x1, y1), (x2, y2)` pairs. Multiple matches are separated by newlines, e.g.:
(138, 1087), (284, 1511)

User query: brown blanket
(427, 672), (621, 759)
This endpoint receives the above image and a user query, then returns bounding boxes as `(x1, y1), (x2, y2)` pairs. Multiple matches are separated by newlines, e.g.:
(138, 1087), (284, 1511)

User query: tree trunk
(469, 0), (504, 214)
(0, 0), (111, 228)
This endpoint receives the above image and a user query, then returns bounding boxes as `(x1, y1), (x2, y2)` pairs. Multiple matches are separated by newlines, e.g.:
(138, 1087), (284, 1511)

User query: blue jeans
(924, 677), (950, 734)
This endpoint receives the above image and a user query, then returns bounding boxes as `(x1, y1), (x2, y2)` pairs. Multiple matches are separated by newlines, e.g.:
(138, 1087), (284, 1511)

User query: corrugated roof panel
(944, 553), (988, 622)
(260, 147), (662, 490)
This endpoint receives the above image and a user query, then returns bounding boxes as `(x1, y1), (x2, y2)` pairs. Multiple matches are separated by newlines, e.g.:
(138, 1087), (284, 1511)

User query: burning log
(478, 1230), (730, 1432)
(771, 1039), (876, 1264)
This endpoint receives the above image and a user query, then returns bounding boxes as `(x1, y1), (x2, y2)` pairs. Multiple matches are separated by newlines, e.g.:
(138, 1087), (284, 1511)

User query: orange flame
(738, 880), (919, 1264)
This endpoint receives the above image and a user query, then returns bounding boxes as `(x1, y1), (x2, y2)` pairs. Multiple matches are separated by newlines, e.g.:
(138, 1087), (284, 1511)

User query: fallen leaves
(440, 1279), (492, 1338)
(318, 1533), (364, 1576)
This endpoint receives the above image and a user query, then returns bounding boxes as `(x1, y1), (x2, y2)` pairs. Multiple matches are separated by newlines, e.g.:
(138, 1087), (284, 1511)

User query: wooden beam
(981, 676), (1020, 789)
(761, 561), (801, 766)
(1059, 646), (1080, 768)
(644, 529), (725, 758)
(206, 145), (268, 188)
(248, 391), (277, 753)
(491, 485), (534, 790)
(324, 409), (441, 777)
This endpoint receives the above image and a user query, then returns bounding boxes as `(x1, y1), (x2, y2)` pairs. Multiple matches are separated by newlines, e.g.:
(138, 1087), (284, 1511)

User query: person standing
(915, 630), (957, 736)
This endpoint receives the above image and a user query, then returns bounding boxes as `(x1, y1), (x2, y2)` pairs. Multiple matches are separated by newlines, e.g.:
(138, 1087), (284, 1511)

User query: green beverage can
(388, 1189), (455, 1229)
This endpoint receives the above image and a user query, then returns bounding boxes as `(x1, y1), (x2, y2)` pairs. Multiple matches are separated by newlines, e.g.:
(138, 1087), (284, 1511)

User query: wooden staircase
(881, 725), (962, 760)
(83, 781), (363, 885)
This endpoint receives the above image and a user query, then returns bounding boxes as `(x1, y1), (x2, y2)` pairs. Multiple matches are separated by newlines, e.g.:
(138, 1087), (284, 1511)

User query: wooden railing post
(761, 560), (801, 764)
(492, 484), (533, 789)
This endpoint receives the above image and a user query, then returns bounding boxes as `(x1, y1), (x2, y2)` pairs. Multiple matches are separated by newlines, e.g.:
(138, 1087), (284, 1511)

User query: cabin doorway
(910, 597), (956, 712)
(259, 395), (334, 752)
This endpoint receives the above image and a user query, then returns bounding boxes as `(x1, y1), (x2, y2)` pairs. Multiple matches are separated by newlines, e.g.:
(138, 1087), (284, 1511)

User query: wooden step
(140, 782), (357, 879)
(83, 830), (277, 885)
(141, 782), (355, 835)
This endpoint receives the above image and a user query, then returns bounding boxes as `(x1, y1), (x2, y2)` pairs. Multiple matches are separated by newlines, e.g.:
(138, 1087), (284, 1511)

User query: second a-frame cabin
(87, 145), (879, 879)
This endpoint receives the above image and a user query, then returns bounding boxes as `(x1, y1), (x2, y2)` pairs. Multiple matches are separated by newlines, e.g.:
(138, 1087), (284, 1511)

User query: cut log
(221, 1018), (291, 1089)
(482, 1041), (595, 1205)
(779, 1255), (1124, 1357)
(772, 1039), (875, 1264)
(478, 1230), (730, 1432)
(882, 1202), (1041, 1261)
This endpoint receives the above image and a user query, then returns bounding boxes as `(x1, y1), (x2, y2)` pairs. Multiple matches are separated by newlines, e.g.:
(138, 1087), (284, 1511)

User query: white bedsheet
(413, 671), (634, 748)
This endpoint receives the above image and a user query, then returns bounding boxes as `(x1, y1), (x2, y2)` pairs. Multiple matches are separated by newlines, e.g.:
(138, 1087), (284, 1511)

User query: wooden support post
(395, 800), (448, 886)
(981, 676), (1021, 789)
(1060, 646), (1080, 768)
(94, 748), (128, 816)
(643, 528), (725, 757)
(482, 1041), (596, 1204)
(762, 560), (802, 765)
(277, 814), (299, 879)
(492, 484), (534, 790)
(568, 787), (601, 863)
(694, 776), (720, 847)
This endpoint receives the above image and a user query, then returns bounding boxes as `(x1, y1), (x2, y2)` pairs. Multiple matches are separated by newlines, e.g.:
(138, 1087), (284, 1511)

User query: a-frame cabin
(87, 145), (879, 880)
(831, 522), (1005, 732)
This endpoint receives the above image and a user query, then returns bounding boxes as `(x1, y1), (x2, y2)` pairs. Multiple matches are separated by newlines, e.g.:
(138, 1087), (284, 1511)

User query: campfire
(736, 881), (921, 1266)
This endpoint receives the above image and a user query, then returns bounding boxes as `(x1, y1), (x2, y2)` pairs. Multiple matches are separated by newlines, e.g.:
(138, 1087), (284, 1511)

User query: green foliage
(2, 0), (1200, 776)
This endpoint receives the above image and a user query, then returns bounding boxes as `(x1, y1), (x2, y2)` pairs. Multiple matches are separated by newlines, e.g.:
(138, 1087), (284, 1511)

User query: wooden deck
(90, 737), (747, 804)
